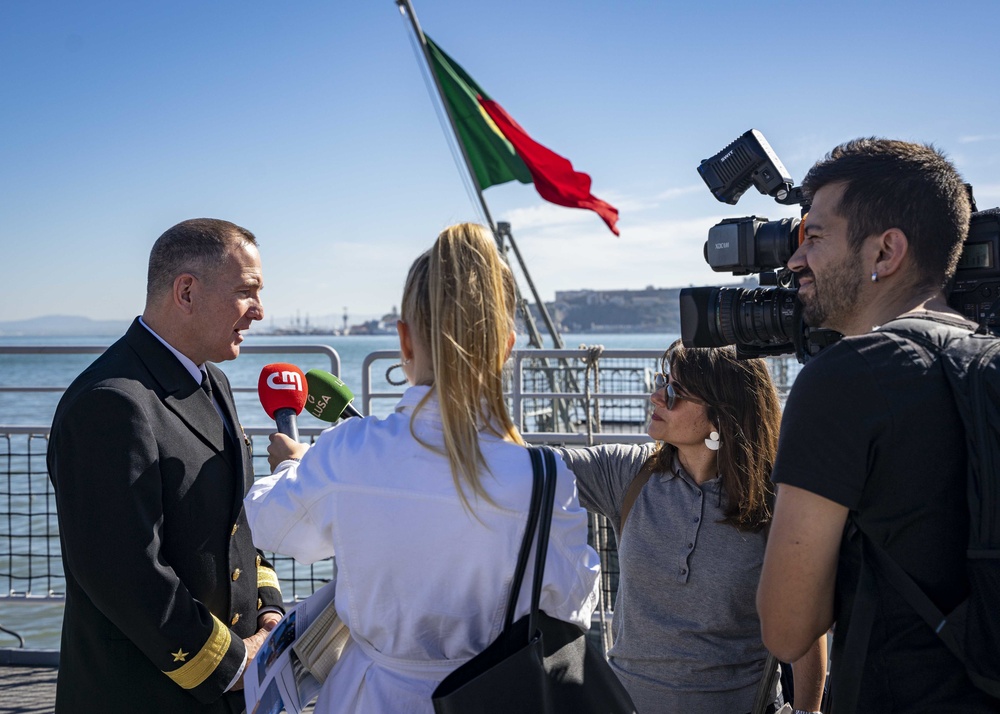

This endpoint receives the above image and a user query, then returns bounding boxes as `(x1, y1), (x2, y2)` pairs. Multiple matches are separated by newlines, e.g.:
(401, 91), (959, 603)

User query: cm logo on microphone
(267, 371), (303, 391)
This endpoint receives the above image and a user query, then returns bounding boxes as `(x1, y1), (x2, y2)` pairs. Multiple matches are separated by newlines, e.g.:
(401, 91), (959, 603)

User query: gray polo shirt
(556, 443), (775, 714)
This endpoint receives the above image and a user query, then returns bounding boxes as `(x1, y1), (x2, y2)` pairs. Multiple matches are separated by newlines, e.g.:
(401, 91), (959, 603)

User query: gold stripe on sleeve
(163, 615), (232, 690)
(257, 565), (280, 593)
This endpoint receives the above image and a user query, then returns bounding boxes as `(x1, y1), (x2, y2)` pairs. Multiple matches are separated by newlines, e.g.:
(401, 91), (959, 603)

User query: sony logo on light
(714, 242), (730, 250)
(267, 371), (303, 391)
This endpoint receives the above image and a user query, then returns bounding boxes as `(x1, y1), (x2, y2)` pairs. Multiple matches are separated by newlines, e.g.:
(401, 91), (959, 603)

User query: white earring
(871, 270), (878, 283)
(705, 431), (721, 451)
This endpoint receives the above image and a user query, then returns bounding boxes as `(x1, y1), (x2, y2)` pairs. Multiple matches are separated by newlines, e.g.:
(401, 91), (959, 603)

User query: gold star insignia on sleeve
(171, 648), (189, 662)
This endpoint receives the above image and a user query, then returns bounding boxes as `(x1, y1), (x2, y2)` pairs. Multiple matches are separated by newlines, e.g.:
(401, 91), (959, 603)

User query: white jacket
(245, 386), (601, 714)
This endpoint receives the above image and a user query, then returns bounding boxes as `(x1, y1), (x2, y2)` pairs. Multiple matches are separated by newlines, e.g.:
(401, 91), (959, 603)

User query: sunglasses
(652, 372), (705, 411)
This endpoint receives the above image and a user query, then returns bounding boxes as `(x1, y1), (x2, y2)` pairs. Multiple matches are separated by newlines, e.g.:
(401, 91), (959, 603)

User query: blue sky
(2, 0), (999, 328)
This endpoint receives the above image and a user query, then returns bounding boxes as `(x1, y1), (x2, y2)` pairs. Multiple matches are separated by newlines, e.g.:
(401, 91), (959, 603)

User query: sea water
(0, 331), (678, 650)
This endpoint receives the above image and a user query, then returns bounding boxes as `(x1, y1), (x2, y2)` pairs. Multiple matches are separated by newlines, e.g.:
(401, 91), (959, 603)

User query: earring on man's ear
(871, 270), (879, 283)
(705, 430), (721, 451)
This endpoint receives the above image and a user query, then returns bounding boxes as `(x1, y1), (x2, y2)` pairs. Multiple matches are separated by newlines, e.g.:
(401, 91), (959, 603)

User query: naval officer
(48, 218), (283, 713)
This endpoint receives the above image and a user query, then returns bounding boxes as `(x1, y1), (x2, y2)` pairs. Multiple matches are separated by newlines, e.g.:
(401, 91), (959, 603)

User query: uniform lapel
(125, 320), (227, 455)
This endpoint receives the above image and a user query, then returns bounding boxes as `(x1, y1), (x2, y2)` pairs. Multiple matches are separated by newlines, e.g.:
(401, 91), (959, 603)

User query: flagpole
(396, 0), (555, 350)
(498, 223), (565, 349)
(397, 0), (583, 433)
(395, 0), (498, 242)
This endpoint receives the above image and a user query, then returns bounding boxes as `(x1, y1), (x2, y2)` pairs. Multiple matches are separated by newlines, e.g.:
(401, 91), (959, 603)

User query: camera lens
(680, 286), (799, 351)
(753, 217), (801, 270)
(727, 287), (798, 346)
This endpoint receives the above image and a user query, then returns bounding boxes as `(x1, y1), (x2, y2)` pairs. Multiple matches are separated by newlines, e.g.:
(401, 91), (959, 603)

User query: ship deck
(0, 664), (56, 713)
(0, 663), (319, 713)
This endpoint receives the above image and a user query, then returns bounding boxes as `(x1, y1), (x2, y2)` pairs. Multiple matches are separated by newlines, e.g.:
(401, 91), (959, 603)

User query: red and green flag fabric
(426, 36), (620, 236)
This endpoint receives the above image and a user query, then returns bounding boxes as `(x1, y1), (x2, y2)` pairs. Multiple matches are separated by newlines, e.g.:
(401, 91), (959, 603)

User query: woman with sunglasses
(556, 340), (826, 714)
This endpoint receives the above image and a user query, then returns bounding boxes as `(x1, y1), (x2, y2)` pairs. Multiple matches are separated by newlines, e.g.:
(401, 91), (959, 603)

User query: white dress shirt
(245, 386), (600, 714)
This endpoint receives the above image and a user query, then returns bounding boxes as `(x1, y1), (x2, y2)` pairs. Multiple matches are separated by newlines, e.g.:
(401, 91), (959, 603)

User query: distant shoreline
(0, 321), (679, 339)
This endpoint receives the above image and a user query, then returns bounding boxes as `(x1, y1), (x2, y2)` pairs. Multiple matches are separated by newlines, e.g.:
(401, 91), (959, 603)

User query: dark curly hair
(646, 340), (781, 532)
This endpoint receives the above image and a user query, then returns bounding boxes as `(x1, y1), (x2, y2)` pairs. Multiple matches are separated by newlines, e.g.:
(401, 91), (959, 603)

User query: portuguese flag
(426, 36), (620, 236)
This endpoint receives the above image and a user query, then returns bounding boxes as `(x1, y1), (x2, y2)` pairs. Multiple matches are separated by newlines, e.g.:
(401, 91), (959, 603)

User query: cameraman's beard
(800, 253), (865, 329)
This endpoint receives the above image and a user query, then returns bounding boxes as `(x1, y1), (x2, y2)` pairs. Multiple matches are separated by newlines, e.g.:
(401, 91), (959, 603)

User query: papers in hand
(244, 578), (350, 714)
(293, 593), (349, 683)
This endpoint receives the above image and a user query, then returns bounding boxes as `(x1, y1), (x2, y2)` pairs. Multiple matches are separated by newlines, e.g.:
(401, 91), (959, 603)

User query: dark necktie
(200, 370), (214, 400)
(201, 371), (239, 454)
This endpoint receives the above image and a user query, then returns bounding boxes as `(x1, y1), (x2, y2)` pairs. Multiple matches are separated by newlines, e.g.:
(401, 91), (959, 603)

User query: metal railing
(0, 343), (802, 643)
(360, 347), (668, 443)
(0, 344), (345, 610)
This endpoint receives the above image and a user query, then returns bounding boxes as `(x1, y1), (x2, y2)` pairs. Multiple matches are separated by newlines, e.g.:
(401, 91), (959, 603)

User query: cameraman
(756, 138), (997, 712)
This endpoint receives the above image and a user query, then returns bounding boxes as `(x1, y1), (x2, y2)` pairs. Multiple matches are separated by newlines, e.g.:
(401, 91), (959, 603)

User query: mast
(498, 222), (565, 349)
(396, 0), (560, 350)
(396, 0), (497, 243)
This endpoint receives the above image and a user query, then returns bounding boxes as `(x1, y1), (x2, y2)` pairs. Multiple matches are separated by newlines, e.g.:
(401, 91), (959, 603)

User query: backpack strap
(833, 519), (970, 713)
(860, 527), (966, 659)
(618, 458), (656, 533)
(878, 314), (977, 349)
(828, 519), (879, 714)
(881, 312), (979, 332)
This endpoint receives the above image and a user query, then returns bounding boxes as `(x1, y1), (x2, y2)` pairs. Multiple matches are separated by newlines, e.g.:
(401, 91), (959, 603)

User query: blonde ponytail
(401, 223), (524, 509)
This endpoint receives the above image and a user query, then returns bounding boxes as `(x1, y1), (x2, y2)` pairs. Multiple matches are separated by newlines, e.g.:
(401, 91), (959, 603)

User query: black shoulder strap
(829, 521), (879, 714)
(834, 519), (970, 713)
(879, 314), (978, 350)
(882, 312), (980, 332)
(503, 448), (545, 630)
(860, 527), (965, 658)
(527, 448), (559, 637)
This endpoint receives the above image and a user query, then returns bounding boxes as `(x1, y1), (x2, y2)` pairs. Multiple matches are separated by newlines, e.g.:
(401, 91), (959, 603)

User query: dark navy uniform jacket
(48, 318), (283, 713)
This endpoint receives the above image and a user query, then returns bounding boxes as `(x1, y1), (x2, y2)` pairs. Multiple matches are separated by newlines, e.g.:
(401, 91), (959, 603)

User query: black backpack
(835, 314), (1000, 710)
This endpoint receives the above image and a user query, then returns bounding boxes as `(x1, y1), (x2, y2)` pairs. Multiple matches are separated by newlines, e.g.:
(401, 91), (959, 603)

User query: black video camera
(679, 129), (1000, 363)
(950, 206), (1000, 329)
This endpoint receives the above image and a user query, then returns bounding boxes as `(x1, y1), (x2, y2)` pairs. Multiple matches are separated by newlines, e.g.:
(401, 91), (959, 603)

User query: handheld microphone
(304, 369), (363, 422)
(258, 363), (308, 441)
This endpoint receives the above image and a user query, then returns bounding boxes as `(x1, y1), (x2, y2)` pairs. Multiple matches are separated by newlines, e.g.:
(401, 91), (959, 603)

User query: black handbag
(431, 446), (637, 714)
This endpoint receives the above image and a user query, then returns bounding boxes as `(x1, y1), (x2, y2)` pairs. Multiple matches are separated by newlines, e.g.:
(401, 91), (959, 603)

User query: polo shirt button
(688, 543), (694, 548)
(680, 568), (687, 575)
(232, 568), (241, 581)
(693, 517), (700, 523)
(231, 613), (240, 626)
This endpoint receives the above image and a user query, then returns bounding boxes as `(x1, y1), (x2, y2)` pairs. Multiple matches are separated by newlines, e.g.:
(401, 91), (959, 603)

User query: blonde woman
(244, 223), (600, 714)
